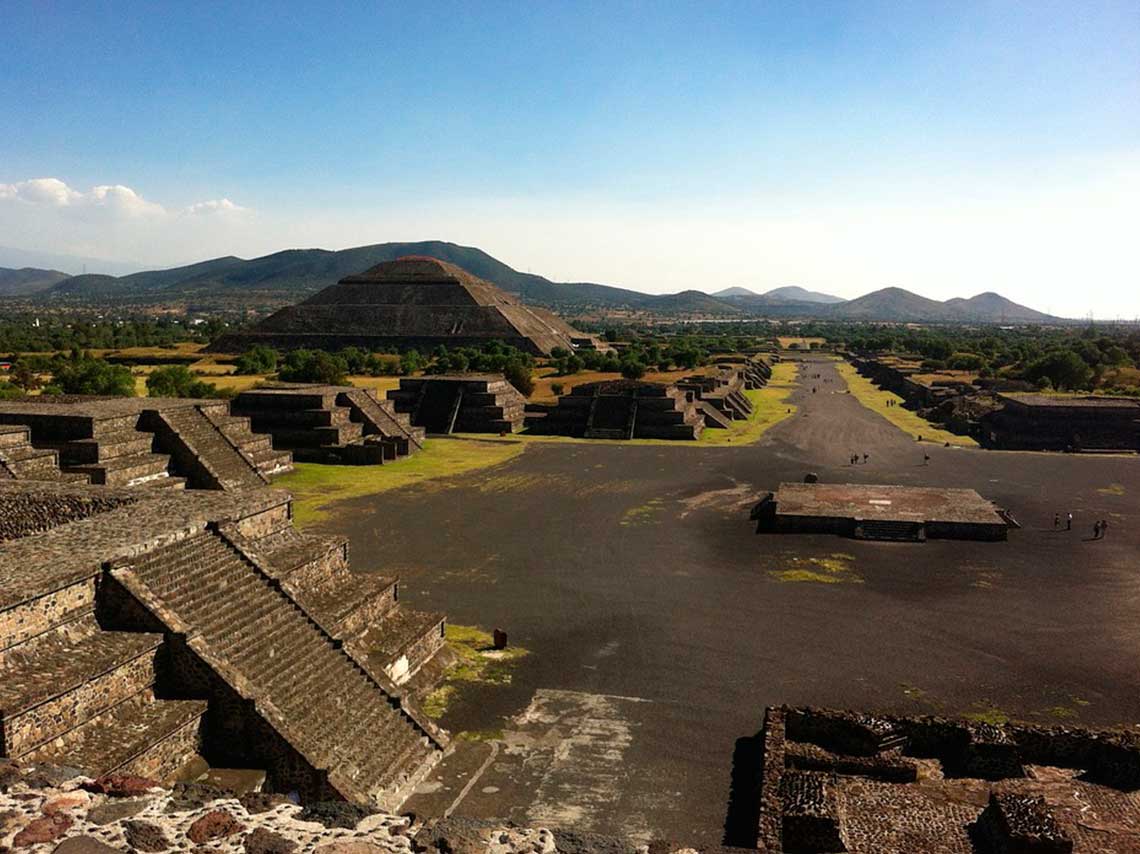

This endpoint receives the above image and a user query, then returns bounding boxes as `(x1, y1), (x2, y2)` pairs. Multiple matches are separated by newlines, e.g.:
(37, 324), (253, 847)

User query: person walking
(1101, 519), (1109, 538)
(863, 453), (869, 464)
(923, 452), (930, 466)
(1053, 513), (1060, 530)
(1066, 512), (1073, 531)
(1094, 520), (1102, 539)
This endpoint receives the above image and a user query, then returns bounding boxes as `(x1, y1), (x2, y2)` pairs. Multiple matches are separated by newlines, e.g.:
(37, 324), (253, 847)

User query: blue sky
(3, 1), (1138, 315)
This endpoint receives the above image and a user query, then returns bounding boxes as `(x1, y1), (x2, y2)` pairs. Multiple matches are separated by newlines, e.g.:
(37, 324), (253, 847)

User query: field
(835, 360), (977, 447)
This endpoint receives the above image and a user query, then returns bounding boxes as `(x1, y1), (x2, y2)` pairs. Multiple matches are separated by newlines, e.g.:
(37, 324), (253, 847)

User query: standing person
(863, 453), (869, 464)
(1101, 519), (1109, 538)
(923, 452), (930, 466)
(1066, 512), (1073, 531)
(1094, 520), (1102, 539)
(1053, 513), (1060, 530)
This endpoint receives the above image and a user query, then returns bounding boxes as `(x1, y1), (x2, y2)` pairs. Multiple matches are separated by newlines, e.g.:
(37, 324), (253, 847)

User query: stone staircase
(387, 375), (526, 434)
(0, 425), (88, 482)
(119, 529), (443, 807)
(143, 405), (268, 491)
(336, 388), (425, 455)
(200, 405), (294, 477)
(0, 611), (207, 781)
(853, 519), (926, 542)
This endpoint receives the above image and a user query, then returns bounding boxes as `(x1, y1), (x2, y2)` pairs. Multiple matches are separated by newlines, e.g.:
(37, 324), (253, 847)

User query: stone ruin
(525, 380), (706, 440)
(0, 398), (291, 491)
(231, 385), (425, 464)
(208, 256), (602, 357)
(385, 375), (527, 434)
(676, 367), (756, 429)
(0, 479), (450, 811)
(741, 705), (1140, 853)
(980, 393), (1140, 453)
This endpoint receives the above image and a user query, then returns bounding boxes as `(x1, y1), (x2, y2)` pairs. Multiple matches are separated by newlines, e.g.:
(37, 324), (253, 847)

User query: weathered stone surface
(13, 813), (73, 847)
(165, 783), (229, 814)
(41, 793), (91, 816)
(123, 820), (172, 852)
(311, 842), (390, 854)
(297, 802), (371, 830)
(52, 835), (123, 854)
(83, 776), (161, 798)
(186, 810), (243, 844)
(237, 793), (291, 816)
(243, 827), (297, 854)
(85, 799), (148, 826)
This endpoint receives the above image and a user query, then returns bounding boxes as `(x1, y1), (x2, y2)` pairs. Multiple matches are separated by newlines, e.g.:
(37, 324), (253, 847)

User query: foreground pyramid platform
(209, 256), (596, 356)
(0, 480), (448, 809)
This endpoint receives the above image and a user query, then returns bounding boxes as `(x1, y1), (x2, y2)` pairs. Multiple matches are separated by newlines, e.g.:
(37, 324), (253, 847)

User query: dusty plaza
(288, 354), (1140, 845)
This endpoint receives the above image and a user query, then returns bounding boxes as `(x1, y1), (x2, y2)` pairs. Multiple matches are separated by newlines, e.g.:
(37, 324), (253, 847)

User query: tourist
(1066, 512), (1073, 531)
(923, 453), (930, 466)
(863, 452), (869, 464)
(1101, 519), (1109, 538)
(1054, 513), (1060, 530)
(1094, 520), (1102, 539)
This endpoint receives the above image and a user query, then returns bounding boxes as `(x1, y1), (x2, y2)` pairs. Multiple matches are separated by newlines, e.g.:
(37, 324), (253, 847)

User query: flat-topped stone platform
(753, 482), (1010, 541)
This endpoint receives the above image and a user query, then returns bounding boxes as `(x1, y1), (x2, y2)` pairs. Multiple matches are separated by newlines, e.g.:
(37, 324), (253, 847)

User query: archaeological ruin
(746, 705), (1140, 853)
(525, 379), (706, 440)
(980, 393), (1140, 452)
(385, 375), (527, 434)
(752, 482), (1012, 541)
(0, 479), (449, 809)
(208, 256), (602, 356)
(231, 384), (425, 464)
(0, 398), (291, 490)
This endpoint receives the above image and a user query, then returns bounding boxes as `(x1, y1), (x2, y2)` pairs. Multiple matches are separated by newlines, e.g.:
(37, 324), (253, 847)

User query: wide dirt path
(317, 354), (1140, 845)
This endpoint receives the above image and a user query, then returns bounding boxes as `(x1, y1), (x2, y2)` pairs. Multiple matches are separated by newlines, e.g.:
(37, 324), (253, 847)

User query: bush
(620, 360), (647, 380)
(277, 350), (349, 385)
(551, 382), (564, 396)
(0, 381), (24, 400)
(503, 360), (534, 397)
(399, 350), (425, 375)
(51, 355), (135, 396)
(146, 365), (221, 398)
(234, 345), (278, 375)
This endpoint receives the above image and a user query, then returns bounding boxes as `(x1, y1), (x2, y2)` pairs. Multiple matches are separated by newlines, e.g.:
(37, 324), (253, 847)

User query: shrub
(551, 382), (564, 396)
(51, 355), (135, 396)
(234, 345), (278, 375)
(277, 350), (349, 385)
(620, 360), (647, 380)
(503, 360), (534, 396)
(146, 365), (221, 399)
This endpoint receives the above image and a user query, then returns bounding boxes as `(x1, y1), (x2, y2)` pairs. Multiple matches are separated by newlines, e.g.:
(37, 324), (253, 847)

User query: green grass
(697, 361), (800, 446)
(835, 362), (977, 447)
(275, 438), (528, 526)
(1098, 483), (1126, 496)
(422, 625), (530, 719)
(768, 554), (863, 584)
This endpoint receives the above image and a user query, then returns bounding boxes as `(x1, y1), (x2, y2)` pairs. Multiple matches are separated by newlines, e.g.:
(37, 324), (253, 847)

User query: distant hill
(17, 240), (1058, 322)
(761, 285), (844, 304)
(0, 266), (71, 296)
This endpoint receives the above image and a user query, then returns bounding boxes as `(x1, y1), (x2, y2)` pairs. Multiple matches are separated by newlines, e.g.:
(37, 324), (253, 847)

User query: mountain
(943, 292), (1051, 323)
(0, 246), (143, 277)
(761, 285), (844, 304)
(0, 267), (72, 296)
(16, 240), (1057, 322)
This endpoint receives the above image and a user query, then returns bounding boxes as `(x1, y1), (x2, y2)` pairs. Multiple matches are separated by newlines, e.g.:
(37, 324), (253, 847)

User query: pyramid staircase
(0, 608), (207, 783)
(530, 380), (704, 440)
(0, 425), (89, 483)
(853, 519), (926, 542)
(231, 386), (423, 465)
(387, 375), (526, 434)
(113, 528), (444, 807)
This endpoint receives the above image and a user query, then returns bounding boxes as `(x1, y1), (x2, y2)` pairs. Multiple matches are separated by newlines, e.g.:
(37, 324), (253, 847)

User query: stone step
(350, 607), (445, 685)
(0, 425), (31, 448)
(66, 451), (171, 486)
(28, 689), (207, 781)
(58, 431), (154, 464)
(0, 617), (163, 757)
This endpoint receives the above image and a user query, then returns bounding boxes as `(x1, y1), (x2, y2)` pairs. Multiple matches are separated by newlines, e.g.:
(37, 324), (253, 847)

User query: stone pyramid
(210, 256), (586, 355)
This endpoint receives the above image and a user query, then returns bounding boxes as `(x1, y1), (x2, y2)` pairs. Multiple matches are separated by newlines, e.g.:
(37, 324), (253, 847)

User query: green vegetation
(277, 349), (349, 385)
(145, 364), (226, 398)
(697, 361), (799, 446)
(422, 624), (530, 719)
(768, 554), (863, 584)
(47, 352), (135, 396)
(0, 315), (218, 353)
(275, 438), (529, 526)
(233, 345), (278, 375)
(962, 705), (1011, 726)
(836, 361), (977, 447)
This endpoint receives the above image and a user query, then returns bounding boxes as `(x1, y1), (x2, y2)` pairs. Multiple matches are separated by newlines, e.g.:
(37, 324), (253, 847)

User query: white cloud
(184, 198), (247, 216)
(0, 177), (247, 220)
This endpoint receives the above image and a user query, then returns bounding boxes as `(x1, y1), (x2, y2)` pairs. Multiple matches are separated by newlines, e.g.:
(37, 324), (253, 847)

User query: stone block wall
(0, 579), (96, 651)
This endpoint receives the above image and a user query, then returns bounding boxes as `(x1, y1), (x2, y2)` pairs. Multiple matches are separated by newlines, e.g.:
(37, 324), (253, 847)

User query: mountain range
(3, 240), (1059, 323)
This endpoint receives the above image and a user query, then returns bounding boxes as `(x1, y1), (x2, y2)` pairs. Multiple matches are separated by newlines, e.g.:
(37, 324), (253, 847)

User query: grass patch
(768, 554), (862, 584)
(620, 497), (667, 526)
(835, 362), (977, 447)
(698, 361), (800, 446)
(963, 705), (1010, 725)
(275, 438), (528, 526)
(1098, 483), (1126, 496)
(422, 625), (530, 719)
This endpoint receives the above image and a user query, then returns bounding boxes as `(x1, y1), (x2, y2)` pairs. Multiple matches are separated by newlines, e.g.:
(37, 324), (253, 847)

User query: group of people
(1053, 512), (1110, 539)
(849, 452), (869, 465)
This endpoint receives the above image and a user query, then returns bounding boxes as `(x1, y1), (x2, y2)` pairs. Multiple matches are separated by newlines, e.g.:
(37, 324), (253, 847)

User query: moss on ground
(963, 705), (1010, 725)
(620, 497), (667, 526)
(835, 362), (977, 447)
(768, 553), (862, 584)
(276, 438), (528, 526)
(1098, 483), (1126, 495)
(422, 625), (529, 719)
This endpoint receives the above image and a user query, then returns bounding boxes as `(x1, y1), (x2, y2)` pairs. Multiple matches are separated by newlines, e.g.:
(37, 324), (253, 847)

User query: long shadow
(721, 734), (762, 849)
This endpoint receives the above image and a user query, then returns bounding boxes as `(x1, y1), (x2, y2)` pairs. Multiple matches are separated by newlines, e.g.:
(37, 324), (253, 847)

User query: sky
(2, 1), (1138, 317)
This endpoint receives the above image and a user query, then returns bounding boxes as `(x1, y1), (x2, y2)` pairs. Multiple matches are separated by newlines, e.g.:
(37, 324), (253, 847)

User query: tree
(503, 360), (534, 397)
(1024, 350), (1093, 391)
(234, 345), (278, 375)
(277, 350), (349, 385)
(620, 359), (646, 380)
(399, 349), (425, 375)
(146, 365), (221, 398)
(50, 355), (135, 396)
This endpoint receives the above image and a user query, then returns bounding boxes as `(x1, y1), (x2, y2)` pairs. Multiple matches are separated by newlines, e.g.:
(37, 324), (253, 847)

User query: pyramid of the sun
(210, 256), (588, 356)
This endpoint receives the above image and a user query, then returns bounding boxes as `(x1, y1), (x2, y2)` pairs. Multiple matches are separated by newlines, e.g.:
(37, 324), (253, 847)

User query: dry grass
(529, 366), (714, 404)
(836, 362), (978, 447)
